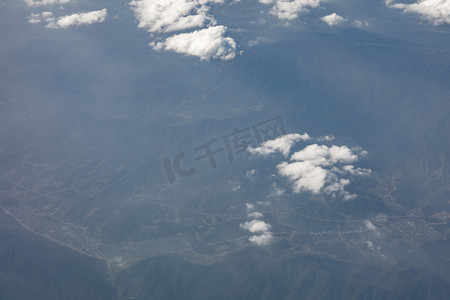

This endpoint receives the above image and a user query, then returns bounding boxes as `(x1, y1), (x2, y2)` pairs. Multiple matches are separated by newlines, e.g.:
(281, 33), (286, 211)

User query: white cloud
(364, 220), (377, 231)
(248, 133), (310, 157)
(129, 0), (222, 33)
(29, 13), (43, 24)
(41, 11), (54, 18)
(241, 219), (273, 246)
(352, 19), (369, 28)
(277, 161), (327, 194)
(25, 0), (70, 6)
(245, 169), (257, 178)
(259, 0), (325, 20)
(248, 212), (263, 219)
(44, 9), (107, 28)
(152, 26), (237, 60)
(247, 36), (270, 47)
(342, 192), (357, 201)
(240, 219), (271, 233)
(323, 178), (350, 194)
(290, 144), (359, 165)
(246, 203), (255, 212)
(386, 0), (450, 25)
(29, 11), (57, 25)
(129, 0), (239, 60)
(252, 135), (371, 199)
(321, 13), (347, 26)
(316, 134), (335, 142)
(249, 232), (273, 245)
(241, 203), (273, 246)
(340, 165), (372, 176)
(277, 144), (368, 196)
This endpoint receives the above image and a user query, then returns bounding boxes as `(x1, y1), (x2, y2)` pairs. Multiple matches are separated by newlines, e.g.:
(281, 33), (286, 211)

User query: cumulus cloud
(152, 25), (237, 60)
(241, 219), (273, 246)
(25, 0), (70, 6)
(248, 133), (310, 157)
(259, 0), (325, 20)
(386, 0), (450, 25)
(241, 203), (273, 246)
(129, 0), (222, 33)
(251, 134), (371, 199)
(129, 0), (239, 60)
(321, 13), (347, 26)
(290, 144), (360, 165)
(277, 160), (327, 194)
(249, 232), (273, 245)
(44, 9), (107, 28)
(240, 219), (271, 233)
(277, 144), (368, 197)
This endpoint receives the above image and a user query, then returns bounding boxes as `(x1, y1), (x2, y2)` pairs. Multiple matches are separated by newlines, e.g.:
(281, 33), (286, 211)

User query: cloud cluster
(130, 0), (238, 60)
(259, 0), (325, 20)
(321, 13), (347, 26)
(249, 134), (371, 200)
(240, 203), (273, 246)
(152, 26), (237, 60)
(278, 144), (369, 199)
(248, 133), (310, 157)
(386, 0), (450, 25)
